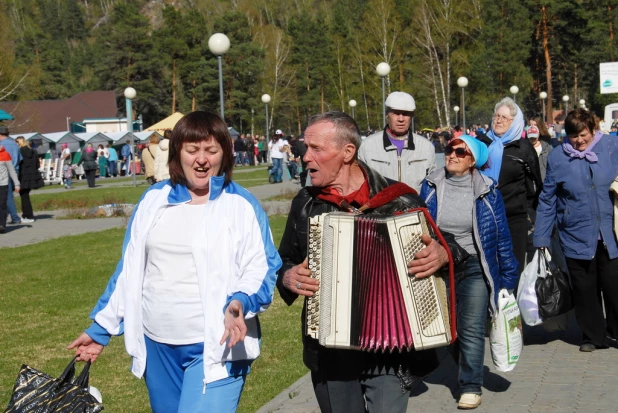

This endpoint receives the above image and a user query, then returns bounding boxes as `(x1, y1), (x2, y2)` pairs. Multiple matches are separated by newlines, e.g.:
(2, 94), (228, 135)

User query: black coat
(276, 161), (468, 379)
(19, 146), (43, 190)
(477, 135), (542, 219)
(79, 149), (98, 171)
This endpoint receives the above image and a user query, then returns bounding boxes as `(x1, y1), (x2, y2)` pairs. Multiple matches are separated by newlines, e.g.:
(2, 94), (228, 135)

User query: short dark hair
(307, 111), (361, 158)
(168, 111), (234, 187)
(564, 108), (597, 137)
(163, 129), (172, 140)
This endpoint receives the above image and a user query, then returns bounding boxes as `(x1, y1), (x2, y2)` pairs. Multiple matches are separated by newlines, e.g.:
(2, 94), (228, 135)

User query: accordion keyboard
(306, 221), (322, 339)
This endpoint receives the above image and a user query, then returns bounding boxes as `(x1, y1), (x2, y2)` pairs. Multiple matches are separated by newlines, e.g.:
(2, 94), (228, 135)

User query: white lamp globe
(124, 87), (136, 100)
(453, 106), (460, 112)
(208, 33), (231, 55)
(349, 99), (357, 108)
(579, 99), (586, 106)
(510, 85), (519, 95)
(457, 77), (468, 88)
(539, 91), (547, 99)
(261, 94), (271, 104)
(376, 62), (391, 77)
(562, 95), (570, 102)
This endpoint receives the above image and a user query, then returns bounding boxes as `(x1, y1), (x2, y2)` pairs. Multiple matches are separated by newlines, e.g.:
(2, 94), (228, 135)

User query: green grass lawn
(21, 169), (271, 212)
(0, 214), (306, 412)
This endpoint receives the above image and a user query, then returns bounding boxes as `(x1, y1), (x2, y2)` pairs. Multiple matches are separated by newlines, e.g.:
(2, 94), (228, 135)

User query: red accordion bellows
(354, 217), (414, 352)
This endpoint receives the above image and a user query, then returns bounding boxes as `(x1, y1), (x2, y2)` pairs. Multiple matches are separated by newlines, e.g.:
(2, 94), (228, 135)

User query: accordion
(306, 208), (456, 352)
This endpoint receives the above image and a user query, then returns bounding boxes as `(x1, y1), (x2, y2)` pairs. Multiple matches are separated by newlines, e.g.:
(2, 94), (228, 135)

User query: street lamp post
(376, 62), (391, 127)
(510, 85), (519, 102)
(453, 106), (460, 126)
(457, 77), (468, 131)
(261, 94), (271, 162)
(124, 87), (137, 188)
(579, 99), (586, 109)
(208, 33), (231, 120)
(563, 95), (570, 112)
(539, 91), (548, 123)
(349, 99), (357, 119)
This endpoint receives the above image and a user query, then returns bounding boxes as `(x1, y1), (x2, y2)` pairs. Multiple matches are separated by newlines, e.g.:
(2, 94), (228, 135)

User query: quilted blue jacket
(420, 169), (520, 314)
(533, 134), (618, 260)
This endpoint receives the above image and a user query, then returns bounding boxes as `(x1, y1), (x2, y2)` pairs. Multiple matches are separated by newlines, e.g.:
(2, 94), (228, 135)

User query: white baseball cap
(275, 129), (283, 135)
(385, 92), (416, 112)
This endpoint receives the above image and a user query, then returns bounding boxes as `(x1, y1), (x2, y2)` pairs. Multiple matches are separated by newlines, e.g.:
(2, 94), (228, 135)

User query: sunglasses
(445, 146), (472, 158)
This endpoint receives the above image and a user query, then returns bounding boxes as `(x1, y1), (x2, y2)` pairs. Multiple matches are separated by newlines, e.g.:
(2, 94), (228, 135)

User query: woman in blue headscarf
(477, 97), (542, 274)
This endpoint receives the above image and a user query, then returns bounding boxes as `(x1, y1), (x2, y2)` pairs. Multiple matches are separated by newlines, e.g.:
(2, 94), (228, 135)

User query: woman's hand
(220, 300), (247, 348)
(67, 332), (104, 362)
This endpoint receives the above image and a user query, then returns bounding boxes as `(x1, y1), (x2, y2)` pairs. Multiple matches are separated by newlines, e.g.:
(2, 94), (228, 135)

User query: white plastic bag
(490, 289), (523, 372)
(517, 249), (544, 326)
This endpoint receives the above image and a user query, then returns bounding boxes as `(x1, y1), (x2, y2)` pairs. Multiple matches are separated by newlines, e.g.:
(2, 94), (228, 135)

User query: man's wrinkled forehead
(387, 108), (414, 117)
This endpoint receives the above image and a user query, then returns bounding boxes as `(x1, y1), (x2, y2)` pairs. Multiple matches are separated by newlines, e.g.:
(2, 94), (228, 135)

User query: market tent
(0, 108), (14, 121)
(42, 131), (83, 153)
(10, 132), (49, 155)
(75, 132), (111, 148)
(145, 112), (184, 133)
(134, 131), (163, 144)
(228, 127), (240, 138)
(105, 131), (138, 144)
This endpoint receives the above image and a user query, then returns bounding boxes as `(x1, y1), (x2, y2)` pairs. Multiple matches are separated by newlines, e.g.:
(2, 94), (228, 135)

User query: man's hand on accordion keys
(407, 234), (449, 278)
(282, 257), (320, 297)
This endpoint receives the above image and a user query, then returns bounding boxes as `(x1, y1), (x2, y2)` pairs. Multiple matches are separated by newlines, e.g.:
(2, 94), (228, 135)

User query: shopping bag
(489, 290), (523, 372)
(535, 248), (573, 320)
(4, 357), (103, 413)
(517, 250), (543, 326)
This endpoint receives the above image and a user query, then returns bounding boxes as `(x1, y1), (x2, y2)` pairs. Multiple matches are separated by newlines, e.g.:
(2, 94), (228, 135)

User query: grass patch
(263, 188), (298, 202)
(0, 214), (306, 413)
(23, 170), (272, 212)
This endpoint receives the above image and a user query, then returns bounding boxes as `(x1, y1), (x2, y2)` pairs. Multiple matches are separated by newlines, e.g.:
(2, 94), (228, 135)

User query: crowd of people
(2, 91), (617, 413)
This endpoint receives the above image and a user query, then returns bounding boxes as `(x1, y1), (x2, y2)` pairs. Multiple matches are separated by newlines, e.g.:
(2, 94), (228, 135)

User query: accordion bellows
(306, 209), (456, 352)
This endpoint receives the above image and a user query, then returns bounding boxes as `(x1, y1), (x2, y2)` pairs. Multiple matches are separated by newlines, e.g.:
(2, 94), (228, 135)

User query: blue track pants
(143, 336), (245, 413)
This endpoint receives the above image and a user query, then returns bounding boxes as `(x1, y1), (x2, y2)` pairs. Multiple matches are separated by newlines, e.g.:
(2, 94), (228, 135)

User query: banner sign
(600, 62), (618, 94)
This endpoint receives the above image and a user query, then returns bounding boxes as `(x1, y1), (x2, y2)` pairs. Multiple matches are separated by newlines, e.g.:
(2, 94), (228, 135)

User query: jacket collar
(425, 167), (494, 199)
(306, 160), (391, 201)
(166, 174), (227, 204)
(382, 128), (415, 151)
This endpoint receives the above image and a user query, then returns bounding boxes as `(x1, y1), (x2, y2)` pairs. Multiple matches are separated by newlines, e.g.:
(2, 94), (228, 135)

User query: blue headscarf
(484, 102), (525, 181)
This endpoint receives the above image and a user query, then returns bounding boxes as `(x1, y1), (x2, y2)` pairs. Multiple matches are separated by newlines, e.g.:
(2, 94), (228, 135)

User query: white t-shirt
(143, 203), (206, 344)
(268, 139), (288, 159)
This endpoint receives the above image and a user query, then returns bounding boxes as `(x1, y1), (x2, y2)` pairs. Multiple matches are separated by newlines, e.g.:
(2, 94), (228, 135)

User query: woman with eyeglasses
(477, 97), (542, 274)
(534, 108), (618, 352)
(420, 136), (518, 410)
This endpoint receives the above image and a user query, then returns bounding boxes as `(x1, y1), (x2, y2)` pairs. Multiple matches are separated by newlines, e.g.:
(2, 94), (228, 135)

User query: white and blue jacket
(84, 175), (282, 385)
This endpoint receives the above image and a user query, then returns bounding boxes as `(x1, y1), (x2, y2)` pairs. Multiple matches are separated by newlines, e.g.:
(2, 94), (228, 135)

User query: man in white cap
(268, 129), (288, 183)
(358, 91), (436, 192)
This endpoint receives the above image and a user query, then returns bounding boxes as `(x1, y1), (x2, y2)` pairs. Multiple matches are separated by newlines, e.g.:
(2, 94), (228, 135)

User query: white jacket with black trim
(84, 175), (282, 386)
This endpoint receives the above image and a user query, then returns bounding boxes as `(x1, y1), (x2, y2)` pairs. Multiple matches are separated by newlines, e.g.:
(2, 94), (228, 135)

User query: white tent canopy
(105, 131), (138, 144)
(75, 132), (112, 147)
(42, 131), (82, 153)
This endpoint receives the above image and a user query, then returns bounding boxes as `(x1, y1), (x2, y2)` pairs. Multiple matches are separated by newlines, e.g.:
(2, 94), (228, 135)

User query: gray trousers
(311, 370), (409, 413)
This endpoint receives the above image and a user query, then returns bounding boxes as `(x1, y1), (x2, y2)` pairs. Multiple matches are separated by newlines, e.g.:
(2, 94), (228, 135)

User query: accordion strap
(357, 182), (417, 212)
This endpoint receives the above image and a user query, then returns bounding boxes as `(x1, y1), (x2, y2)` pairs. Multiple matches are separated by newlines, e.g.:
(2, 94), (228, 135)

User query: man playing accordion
(277, 111), (468, 413)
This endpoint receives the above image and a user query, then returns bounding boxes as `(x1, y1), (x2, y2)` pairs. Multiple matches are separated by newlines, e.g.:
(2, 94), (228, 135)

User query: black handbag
(4, 357), (103, 413)
(535, 249), (574, 320)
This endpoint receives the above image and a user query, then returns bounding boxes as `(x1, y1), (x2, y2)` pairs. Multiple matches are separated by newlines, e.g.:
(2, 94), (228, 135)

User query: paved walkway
(0, 178), (299, 249)
(257, 314), (618, 413)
